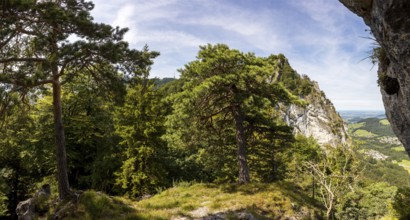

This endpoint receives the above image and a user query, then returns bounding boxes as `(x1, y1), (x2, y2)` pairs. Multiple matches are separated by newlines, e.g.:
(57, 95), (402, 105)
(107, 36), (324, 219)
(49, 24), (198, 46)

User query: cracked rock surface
(340, 0), (410, 155)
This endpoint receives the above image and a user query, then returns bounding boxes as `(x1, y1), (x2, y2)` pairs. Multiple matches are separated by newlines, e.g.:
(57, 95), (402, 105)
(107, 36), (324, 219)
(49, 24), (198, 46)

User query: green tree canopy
(114, 81), (170, 197)
(165, 44), (300, 184)
(0, 0), (158, 200)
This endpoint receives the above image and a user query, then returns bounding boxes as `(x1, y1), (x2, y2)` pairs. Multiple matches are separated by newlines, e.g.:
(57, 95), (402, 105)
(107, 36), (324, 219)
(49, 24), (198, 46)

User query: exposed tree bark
(52, 79), (72, 200)
(11, 166), (19, 219)
(49, 23), (72, 200)
(232, 103), (250, 184)
(51, 30), (71, 199)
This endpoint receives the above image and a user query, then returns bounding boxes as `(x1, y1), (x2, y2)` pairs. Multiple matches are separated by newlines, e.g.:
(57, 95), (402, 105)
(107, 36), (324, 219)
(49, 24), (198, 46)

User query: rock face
(16, 184), (51, 220)
(340, 0), (410, 155)
(16, 199), (35, 220)
(283, 82), (349, 146)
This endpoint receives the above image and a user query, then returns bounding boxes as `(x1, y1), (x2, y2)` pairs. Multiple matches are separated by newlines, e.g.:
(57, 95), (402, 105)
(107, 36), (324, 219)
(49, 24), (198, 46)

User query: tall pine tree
(0, 0), (158, 199)
(166, 44), (299, 184)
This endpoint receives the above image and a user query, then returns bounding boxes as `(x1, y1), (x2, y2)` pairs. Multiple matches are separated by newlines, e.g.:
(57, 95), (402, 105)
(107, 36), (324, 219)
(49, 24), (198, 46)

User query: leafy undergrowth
(57, 182), (322, 219)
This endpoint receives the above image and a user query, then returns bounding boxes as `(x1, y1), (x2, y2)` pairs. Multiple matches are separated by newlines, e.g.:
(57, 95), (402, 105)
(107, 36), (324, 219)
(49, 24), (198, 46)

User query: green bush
(393, 187), (410, 219)
(338, 182), (397, 219)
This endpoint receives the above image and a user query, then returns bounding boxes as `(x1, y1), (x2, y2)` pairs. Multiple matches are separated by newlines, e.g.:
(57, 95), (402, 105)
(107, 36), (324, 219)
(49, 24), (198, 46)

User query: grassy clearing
(391, 146), (405, 152)
(392, 160), (410, 174)
(353, 129), (377, 137)
(348, 122), (365, 130)
(379, 119), (390, 126)
(132, 182), (320, 219)
(398, 160), (410, 167)
(58, 183), (321, 219)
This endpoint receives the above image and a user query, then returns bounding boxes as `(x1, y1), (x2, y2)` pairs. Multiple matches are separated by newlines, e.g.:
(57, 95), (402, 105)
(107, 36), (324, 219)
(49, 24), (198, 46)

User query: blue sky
(90, 0), (383, 111)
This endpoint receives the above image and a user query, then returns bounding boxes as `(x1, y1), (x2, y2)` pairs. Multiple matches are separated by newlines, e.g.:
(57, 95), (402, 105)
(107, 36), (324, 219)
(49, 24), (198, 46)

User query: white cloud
(88, 0), (383, 110)
(135, 30), (205, 48)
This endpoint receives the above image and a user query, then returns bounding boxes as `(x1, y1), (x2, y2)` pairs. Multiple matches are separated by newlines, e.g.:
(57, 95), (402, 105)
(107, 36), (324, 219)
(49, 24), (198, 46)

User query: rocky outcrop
(340, 0), (410, 155)
(16, 184), (51, 220)
(16, 199), (35, 220)
(283, 82), (349, 146)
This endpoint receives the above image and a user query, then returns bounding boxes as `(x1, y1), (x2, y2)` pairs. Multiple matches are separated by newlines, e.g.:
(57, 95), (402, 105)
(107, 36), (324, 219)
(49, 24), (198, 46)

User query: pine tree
(0, 0), (158, 200)
(166, 44), (298, 184)
(114, 81), (169, 197)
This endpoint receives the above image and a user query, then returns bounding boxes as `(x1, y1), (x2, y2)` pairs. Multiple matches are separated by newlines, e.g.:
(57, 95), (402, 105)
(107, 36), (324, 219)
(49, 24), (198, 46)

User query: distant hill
(152, 77), (176, 87)
(350, 117), (395, 137)
(339, 110), (386, 123)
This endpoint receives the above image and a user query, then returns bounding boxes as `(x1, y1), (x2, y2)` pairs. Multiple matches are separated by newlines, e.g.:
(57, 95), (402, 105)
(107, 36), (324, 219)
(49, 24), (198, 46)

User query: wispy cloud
(90, 0), (382, 110)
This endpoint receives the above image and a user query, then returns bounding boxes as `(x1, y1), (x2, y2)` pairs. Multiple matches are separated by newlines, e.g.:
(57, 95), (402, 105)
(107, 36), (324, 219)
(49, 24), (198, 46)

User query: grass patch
(398, 160), (410, 166)
(392, 146), (405, 152)
(380, 119), (390, 125)
(394, 160), (410, 174)
(348, 122), (365, 130)
(349, 118), (395, 136)
(61, 190), (139, 220)
(353, 129), (377, 137)
(132, 183), (320, 219)
(49, 183), (321, 219)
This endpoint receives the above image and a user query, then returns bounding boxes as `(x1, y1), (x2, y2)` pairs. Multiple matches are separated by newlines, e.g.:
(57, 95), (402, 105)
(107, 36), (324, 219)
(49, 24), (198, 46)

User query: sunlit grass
(348, 122), (365, 131)
(132, 182), (320, 219)
(398, 160), (410, 166)
(379, 216), (399, 220)
(353, 129), (377, 137)
(391, 146), (405, 152)
(380, 119), (390, 126)
(392, 160), (410, 174)
(57, 182), (320, 219)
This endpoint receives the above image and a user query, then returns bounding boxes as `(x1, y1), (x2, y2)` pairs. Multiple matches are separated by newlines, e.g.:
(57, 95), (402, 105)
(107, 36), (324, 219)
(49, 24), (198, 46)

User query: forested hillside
(0, 41), (332, 218)
(1, 1), (410, 220)
(348, 117), (410, 186)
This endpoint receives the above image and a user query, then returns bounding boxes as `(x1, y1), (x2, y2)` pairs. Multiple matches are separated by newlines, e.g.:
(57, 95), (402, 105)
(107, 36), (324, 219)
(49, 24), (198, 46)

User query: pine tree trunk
(52, 80), (72, 200)
(11, 168), (19, 219)
(232, 104), (250, 184)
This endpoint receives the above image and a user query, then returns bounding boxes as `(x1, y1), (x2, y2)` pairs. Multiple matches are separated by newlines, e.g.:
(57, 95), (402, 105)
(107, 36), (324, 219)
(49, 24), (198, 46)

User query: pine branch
(0, 77), (53, 88)
(0, 57), (47, 63)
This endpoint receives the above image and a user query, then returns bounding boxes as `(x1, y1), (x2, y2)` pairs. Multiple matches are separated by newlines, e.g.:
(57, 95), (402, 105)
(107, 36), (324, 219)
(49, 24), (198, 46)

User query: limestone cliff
(282, 82), (349, 146)
(340, 0), (410, 155)
(275, 55), (349, 146)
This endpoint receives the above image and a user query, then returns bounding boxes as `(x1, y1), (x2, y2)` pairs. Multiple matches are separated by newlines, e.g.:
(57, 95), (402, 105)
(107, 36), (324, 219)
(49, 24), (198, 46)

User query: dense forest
(1, 1), (410, 219)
